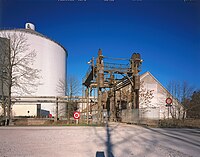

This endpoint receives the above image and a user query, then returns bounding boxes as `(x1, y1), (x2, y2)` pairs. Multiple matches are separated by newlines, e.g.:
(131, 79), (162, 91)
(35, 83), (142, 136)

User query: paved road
(0, 123), (199, 157)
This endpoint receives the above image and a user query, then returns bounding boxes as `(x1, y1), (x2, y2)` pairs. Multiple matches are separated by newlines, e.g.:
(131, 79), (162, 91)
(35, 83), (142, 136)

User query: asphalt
(0, 123), (199, 157)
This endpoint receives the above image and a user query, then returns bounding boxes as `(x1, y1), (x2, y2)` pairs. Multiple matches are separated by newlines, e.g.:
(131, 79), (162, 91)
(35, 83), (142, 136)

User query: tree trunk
(7, 81), (12, 125)
(182, 109), (186, 121)
(7, 46), (12, 125)
(2, 85), (6, 126)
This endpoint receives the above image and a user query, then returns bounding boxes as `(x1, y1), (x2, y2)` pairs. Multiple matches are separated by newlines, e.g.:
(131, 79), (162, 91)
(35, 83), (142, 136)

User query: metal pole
(168, 106), (170, 119)
(86, 87), (89, 124)
(55, 97), (58, 122)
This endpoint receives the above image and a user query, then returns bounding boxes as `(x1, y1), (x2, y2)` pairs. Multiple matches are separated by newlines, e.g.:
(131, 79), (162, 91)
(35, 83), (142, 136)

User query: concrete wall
(13, 118), (52, 125)
(12, 105), (37, 117)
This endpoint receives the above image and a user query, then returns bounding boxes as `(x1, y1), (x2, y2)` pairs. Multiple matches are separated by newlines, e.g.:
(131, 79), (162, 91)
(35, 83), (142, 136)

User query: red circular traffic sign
(73, 112), (80, 119)
(166, 97), (172, 105)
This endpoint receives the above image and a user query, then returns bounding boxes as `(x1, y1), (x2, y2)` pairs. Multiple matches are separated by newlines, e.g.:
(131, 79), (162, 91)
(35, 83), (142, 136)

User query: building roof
(0, 28), (68, 57)
(140, 71), (169, 94)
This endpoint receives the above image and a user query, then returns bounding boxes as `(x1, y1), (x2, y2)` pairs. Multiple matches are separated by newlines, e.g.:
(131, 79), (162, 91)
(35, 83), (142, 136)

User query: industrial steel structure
(11, 96), (96, 122)
(82, 49), (142, 123)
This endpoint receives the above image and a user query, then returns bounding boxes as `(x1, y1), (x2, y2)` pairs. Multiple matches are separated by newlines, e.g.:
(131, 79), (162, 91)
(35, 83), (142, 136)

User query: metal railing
(104, 62), (130, 73)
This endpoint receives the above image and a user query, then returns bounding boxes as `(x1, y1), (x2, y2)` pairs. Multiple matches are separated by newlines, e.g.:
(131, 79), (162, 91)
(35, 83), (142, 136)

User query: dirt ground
(0, 123), (200, 157)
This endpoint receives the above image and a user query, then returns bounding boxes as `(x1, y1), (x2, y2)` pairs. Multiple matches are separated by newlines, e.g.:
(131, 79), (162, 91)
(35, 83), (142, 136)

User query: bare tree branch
(0, 31), (41, 124)
(167, 80), (195, 119)
(56, 76), (80, 121)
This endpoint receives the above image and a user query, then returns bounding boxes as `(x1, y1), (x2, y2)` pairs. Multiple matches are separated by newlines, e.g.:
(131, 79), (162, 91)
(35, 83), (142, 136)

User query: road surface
(0, 123), (199, 157)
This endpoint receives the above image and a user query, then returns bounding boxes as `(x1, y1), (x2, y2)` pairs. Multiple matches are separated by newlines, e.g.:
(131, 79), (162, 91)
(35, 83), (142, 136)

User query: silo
(0, 23), (67, 117)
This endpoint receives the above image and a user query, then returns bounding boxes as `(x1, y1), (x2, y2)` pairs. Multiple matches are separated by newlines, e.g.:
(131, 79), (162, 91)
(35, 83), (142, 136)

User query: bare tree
(181, 81), (194, 119)
(167, 81), (181, 119)
(0, 31), (41, 124)
(167, 81), (194, 120)
(57, 76), (80, 122)
(67, 76), (80, 97)
(56, 78), (67, 96)
(188, 90), (200, 118)
(56, 76), (80, 97)
(67, 76), (80, 121)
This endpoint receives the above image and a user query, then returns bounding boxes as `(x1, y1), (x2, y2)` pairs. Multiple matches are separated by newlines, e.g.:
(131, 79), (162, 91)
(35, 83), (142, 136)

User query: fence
(121, 108), (160, 125)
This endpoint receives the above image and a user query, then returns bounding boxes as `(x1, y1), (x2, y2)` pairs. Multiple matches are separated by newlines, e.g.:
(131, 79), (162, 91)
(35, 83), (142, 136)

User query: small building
(120, 71), (185, 122)
(139, 71), (184, 119)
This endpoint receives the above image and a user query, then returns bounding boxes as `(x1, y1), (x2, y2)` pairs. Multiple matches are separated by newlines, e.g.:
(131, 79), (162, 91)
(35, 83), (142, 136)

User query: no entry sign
(73, 112), (80, 120)
(166, 97), (172, 105)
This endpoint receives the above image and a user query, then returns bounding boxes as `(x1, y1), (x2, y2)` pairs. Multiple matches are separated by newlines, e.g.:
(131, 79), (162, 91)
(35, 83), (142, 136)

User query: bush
(159, 119), (200, 128)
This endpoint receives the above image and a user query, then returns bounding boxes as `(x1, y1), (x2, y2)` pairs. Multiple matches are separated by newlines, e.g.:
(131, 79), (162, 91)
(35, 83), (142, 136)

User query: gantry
(82, 49), (142, 123)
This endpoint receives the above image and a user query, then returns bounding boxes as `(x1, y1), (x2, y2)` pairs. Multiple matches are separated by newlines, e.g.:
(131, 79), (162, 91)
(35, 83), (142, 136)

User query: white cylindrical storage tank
(0, 24), (67, 117)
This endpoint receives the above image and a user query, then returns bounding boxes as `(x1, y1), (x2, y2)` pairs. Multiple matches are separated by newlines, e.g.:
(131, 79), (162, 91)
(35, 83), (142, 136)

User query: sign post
(166, 97), (172, 106)
(73, 111), (80, 124)
(165, 97), (172, 119)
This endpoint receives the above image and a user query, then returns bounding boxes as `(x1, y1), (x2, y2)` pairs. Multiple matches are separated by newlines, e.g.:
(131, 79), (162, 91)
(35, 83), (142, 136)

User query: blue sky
(0, 0), (200, 89)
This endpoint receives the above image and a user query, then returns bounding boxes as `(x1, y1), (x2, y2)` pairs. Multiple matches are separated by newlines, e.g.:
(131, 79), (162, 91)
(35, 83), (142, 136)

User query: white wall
(12, 105), (36, 117)
(0, 30), (67, 116)
(26, 32), (66, 115)
(140, 72), (184, 119)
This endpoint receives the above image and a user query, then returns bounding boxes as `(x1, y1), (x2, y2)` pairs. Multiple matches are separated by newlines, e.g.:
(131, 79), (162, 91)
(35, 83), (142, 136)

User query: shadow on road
(106, 122), (114, 157)
(94, 122), (116, 157)
(143, 126), (200, 148)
